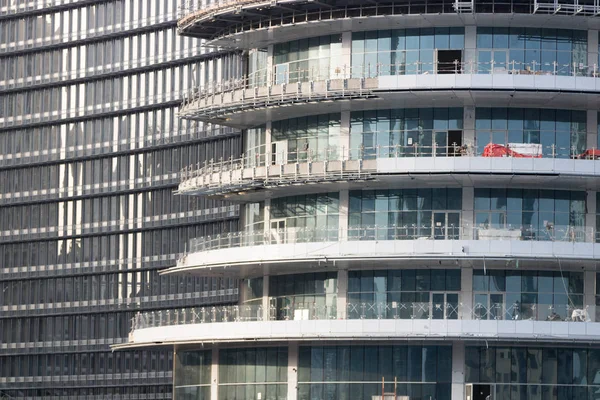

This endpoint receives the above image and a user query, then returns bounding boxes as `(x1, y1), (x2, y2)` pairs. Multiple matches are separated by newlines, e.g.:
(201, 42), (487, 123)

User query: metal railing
(180, 60), (600, 118)
(130, 300), (594, 332)
(191, 59), (599, 93)
(181, 224), (592, 257)
(179, 142), (597, 188)
(177, 0), (600, 33)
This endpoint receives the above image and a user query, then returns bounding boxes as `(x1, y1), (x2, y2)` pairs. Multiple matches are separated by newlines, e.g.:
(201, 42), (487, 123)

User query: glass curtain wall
(174, 350), (212, 400)
(347, 269), (461, 319)
(475, 108), (587, 157)
(348, 188), (462, 240)
(218, 347), (288, 400)
(350, 108), (464, 158)
(244, 125), (267, 167)
(272, 34), (342, 84)
(271, 114), (341, 162)
(269, 193), (340, 242)
(298, 344), (452, 400)
(351, 28), (465, 77)
(472, 269), (584, 321)
(474, 189), (586, 242)
(270, 272), (337, 320)
(466, 346), (600, 400)
(476, 28), (587, 75)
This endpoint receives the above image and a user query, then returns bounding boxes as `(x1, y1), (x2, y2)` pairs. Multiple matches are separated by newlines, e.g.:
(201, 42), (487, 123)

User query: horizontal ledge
(118, 319), (600, 349)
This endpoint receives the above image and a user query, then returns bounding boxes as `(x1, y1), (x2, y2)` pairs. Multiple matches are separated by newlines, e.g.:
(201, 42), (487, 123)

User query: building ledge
(178, 156), (600, 202)
(179, 74), (600, 129)
(177, 1), (600, 47)
(168, 238), (600, 278)
(116, 319), (600, 349)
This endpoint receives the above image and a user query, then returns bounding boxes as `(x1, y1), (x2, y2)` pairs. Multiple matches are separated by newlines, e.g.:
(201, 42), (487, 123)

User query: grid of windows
(475, 108), (587, 157)
(272, 34), (342, 83)
(348, 269), (461, 319)
(474, 188), (586, 242)
(175, 350), (212, 400)
(350, 108), (464, 158)
(298, 344), (452, 400)
(349, 188), (462, 240)
(0, 0), (242, 397)
(476, 27), (587, 75)
(466, 346), (600, 400)
(218, 347), (288, 400)
(473, 269), (584, 321)
(352, 28), (465, 76)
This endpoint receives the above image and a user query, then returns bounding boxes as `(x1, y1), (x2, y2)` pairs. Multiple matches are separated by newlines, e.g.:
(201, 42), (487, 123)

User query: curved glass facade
(298, 344), (452, 400)
(466, 346), (600, 399)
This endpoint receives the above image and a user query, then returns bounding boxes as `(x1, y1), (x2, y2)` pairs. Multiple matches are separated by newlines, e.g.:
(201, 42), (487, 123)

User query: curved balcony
(178, 145), (600, 202)
(168, 226), (600, 277)
(119, 301), (599, 348)
(177, 0), (600, 46)
(179, 62), (600, 128)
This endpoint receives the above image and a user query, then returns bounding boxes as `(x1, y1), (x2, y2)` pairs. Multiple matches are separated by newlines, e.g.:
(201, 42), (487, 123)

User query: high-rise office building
(0, 1), (242, 398)
(120, 1), (600, 400)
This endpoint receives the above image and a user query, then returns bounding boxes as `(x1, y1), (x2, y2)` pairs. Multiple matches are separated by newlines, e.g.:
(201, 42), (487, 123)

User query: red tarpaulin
(482, 143), (542, 158)
(577, 149), (600, 159)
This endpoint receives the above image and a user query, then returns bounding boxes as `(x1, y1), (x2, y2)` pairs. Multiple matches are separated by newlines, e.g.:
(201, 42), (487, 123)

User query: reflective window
(466, 346), (600, 399)
(473, 269), (583, 321)
(475, 108), (586, 157)
(349, 188), (462, 240)
(174, 350), (211, 400)
(270, 193), (340, 241)
(270, 272), (337, 320)
(352, 28), (465, 76)
(348, 269), (460, 319)
(474, 188), (586, 242)
(350, 108), (464, 158)
(272, 114), (341, 162)
(273, 34), (342, 83)
(476, 28), (587, 75)
(218, 347), (288, 400)
(298, 344), (452, 400)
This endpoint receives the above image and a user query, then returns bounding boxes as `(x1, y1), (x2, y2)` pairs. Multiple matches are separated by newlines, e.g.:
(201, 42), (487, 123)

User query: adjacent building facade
(98, 0), (600, 400)
(0, 1), (242, 398)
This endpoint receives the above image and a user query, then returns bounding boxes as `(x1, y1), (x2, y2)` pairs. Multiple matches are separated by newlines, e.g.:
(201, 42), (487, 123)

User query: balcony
(177, 145), (600, 201)
(167, 225), (600, 276)
(119, 300), (600, 348)
(179, 61), (600, 128)
(177, 0), (600, 45)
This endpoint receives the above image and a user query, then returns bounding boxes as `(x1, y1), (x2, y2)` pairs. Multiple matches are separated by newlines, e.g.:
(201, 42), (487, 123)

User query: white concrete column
(586, 190), (596, 243)
(262, 273), (271, 321)
(463, 106), (476, 152)
(588, 30), (598, 75)
(461, 186), (474, 240)
(264, 198), (271, 240)
(451, 341), (466, 400)
(266, 45), (274, 86)
(587, 110), (598, 150)
(339, 189), (349, 241)
(340, 111), (351, 159)
(287, 342), (299, 400)
(459, 266), (473, 320)
(464, 25), (477, 74)
(336, 269), (348, 319)
(341, 31), (352, 78)
(211, 347), (219, 400)
(584, 266), (597, 322)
